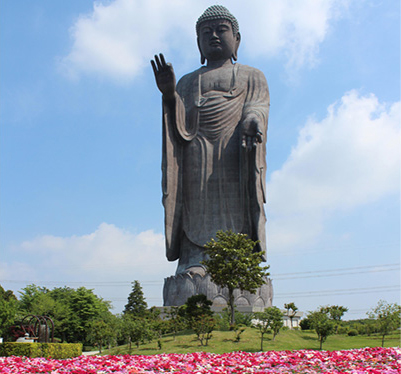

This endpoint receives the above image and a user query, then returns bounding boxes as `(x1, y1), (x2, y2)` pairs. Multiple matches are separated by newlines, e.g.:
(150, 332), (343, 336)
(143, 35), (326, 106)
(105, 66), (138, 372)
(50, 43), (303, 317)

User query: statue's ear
(232, 32), (241, 61)
(197, 37), (206, 65)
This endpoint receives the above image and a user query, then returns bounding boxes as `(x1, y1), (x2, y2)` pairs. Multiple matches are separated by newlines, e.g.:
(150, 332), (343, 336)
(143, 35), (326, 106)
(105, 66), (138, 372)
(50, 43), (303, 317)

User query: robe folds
(162, 63), (270, 274)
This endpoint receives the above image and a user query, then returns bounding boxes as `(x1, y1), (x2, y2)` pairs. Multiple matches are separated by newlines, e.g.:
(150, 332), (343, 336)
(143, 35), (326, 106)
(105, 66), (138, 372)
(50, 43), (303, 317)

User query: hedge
(0, 342), (82, 359)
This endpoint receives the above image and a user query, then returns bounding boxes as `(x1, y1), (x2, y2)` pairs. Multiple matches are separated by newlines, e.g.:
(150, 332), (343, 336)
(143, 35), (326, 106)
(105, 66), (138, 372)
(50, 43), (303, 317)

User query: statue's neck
(205, 59), (233, 69)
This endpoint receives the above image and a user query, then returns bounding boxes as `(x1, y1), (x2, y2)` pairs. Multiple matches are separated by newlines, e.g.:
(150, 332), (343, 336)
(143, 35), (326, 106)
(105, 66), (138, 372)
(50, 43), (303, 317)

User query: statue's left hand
(241, 115), (263, 151)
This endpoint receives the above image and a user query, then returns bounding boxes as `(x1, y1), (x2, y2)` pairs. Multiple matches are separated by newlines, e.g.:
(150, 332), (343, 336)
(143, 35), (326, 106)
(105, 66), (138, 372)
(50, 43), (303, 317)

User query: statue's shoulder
(178, 68), (202, 86)
(236, 63), (266, 79)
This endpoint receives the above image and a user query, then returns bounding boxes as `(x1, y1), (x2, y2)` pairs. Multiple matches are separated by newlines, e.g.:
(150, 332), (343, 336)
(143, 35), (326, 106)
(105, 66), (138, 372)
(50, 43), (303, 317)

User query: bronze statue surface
(151, 5), (270, 284)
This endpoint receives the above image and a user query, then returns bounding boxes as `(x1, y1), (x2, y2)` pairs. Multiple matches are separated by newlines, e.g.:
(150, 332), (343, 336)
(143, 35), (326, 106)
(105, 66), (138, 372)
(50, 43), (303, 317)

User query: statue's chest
(200, 69), (233, 94)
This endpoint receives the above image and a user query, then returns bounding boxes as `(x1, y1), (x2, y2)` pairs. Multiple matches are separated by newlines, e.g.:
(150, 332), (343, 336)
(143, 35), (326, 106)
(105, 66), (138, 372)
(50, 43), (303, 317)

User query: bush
(347, 329), (358, 336)
(299, 318), (312, 330)
(216, 309), (253, 331)
(337, 326), (349, 335)
(0, 342), (82, 358)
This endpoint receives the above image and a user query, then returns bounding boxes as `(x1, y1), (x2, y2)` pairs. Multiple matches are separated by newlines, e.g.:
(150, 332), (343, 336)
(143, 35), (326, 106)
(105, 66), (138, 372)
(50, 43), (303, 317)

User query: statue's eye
(217, 26), (229, 33)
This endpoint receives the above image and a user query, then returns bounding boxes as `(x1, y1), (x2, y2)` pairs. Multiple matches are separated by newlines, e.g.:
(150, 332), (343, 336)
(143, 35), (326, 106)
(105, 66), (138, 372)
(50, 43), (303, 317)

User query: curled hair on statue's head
(196, 5), (240, 36)
(196, 5), (240, 65)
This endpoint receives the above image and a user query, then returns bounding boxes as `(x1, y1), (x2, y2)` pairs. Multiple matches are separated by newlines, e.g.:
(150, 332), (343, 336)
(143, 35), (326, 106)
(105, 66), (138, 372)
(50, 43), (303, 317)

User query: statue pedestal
(163, 272), (273, 308)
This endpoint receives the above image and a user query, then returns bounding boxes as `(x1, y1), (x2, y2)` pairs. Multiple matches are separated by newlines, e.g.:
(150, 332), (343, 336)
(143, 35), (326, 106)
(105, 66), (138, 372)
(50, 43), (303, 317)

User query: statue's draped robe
(162, 64), (269, 274)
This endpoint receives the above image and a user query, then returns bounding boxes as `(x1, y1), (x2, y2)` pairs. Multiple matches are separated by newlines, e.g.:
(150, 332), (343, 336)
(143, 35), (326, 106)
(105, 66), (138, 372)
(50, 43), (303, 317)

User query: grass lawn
(103, 328), (400, 356)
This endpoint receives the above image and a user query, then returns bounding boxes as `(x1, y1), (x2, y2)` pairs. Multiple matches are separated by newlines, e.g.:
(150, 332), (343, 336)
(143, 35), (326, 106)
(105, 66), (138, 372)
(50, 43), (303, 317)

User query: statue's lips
(209, 41), (221, 47)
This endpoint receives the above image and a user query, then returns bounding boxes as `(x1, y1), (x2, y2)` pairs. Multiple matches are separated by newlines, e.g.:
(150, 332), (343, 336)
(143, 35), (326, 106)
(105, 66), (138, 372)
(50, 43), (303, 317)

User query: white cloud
(17, 223), (175, 280)
(60, 0), (349, 81)
(267, 90), (400, 251)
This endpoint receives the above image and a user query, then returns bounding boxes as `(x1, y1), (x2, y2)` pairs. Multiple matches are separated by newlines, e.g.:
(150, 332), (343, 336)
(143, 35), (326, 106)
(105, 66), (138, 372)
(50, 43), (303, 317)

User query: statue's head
(196, 5), (241, 65)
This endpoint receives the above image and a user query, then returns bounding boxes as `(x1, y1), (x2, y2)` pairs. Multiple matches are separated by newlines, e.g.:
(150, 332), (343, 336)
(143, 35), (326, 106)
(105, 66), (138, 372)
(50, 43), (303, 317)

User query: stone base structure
(163, 272), (273, 309)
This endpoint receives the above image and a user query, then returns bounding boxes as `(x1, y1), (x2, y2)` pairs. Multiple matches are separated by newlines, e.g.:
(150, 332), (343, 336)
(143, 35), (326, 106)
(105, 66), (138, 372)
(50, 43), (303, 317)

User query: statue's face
(198, 19), (240, 62)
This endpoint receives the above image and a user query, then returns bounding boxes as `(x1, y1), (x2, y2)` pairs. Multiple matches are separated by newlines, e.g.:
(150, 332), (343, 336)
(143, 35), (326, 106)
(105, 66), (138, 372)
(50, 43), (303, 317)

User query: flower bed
(0, 347), (399, 373)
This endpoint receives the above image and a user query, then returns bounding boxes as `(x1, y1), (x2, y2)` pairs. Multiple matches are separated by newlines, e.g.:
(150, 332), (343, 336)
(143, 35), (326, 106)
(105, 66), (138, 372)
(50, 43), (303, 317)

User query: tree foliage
(181, 294), (215, 346)
(367, 300), (401, 347)
(202, 230), (269, 326)
(16, 285), (113, 344)
(308, 310), (335, 349)
(0, 286), (18, 338)
(123, 281), (148, 316)
(320, 305), (348, 333)
(253, 306), (284, 350)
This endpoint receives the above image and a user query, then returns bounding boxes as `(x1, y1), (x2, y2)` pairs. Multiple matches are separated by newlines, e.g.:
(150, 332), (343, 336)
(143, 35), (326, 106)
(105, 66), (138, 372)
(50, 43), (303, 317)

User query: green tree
(284, 302), (298, 329)
(202, 230), (270, 326)
(181, 294), (215, 346)
(88, 319), (115, 353)
(165, 306), (185, 340)
(124, 281), (147, 316)
(121, 314), (153, 351)
(17, 285), (113, 344)
(190, 314), (215, 346)
(308, 310), (335, 349)
(18, 284), (51, 314)
(253, 306), (284, 350)
(0, 286), (18, 339)
(320, 305), (348, 333)
(367, 300), (401, 347)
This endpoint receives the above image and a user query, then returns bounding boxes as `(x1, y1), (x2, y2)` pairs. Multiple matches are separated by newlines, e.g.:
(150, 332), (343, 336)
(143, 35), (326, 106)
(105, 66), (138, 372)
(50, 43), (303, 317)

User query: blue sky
(1, 0), (399, 319)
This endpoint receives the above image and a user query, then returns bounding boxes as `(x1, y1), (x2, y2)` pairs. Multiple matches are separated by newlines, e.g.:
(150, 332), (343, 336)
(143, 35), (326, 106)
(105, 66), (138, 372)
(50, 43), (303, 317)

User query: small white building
(281, 310), (303, 328)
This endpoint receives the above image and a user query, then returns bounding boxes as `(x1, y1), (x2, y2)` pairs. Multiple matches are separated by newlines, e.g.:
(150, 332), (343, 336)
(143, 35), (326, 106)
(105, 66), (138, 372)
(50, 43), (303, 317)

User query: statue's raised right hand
(151, 54), (176, 101)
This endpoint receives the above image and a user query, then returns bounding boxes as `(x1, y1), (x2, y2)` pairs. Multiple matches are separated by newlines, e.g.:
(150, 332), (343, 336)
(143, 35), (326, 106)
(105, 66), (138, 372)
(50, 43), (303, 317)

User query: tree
(68, 287), (112, 344)
(202, 230), (270, 326)
(165, 307), (185, 340)
(124, 281), (147, 316)
(320, 305), (348, 333)
(181, 294), (215, 346)
(308, 310), (335, 349)
(18, 284), (51, 314)
(88, 319), (115, 353)
(0, 286), (18, 339)
(253, 307), (284, 351)
(284, 302), (298, 329)
(367, 300), (401, 347)
(121, 314), (153, 351)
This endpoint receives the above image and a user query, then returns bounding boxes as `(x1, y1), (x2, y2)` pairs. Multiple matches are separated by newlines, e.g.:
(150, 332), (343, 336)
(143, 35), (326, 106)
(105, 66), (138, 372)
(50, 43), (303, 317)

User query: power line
(274, 285), (400, 299)
(272, 263), (399, 276)
(271, 264), (399, 280)
(1, 263), (399, 286)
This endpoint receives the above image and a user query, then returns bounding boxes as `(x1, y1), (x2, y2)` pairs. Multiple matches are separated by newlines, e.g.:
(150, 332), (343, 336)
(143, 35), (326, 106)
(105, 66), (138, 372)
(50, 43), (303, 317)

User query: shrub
(299, 318), (312, 330)
(337, 326), (349, 335)
(0, 342), (82, 358)
(348, 329), (358, 336)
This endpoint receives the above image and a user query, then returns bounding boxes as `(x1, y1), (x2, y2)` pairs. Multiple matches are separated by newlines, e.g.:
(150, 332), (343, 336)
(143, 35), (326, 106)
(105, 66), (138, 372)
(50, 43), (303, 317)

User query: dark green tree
(202, 230), (270, 326)
(123, 281), (147, 316)
(0, 286), (18, 339)
(68, 287), (112, 344)
(367, 300), (401, 347)
(181, 294), (215, 346)
(284, 302), (298, 329)
(308, 310), (335, 349)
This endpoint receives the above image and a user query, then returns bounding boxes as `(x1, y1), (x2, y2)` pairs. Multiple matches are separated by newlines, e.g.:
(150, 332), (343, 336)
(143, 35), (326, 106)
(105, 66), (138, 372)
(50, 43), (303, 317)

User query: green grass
(103, 328), (400, 356)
